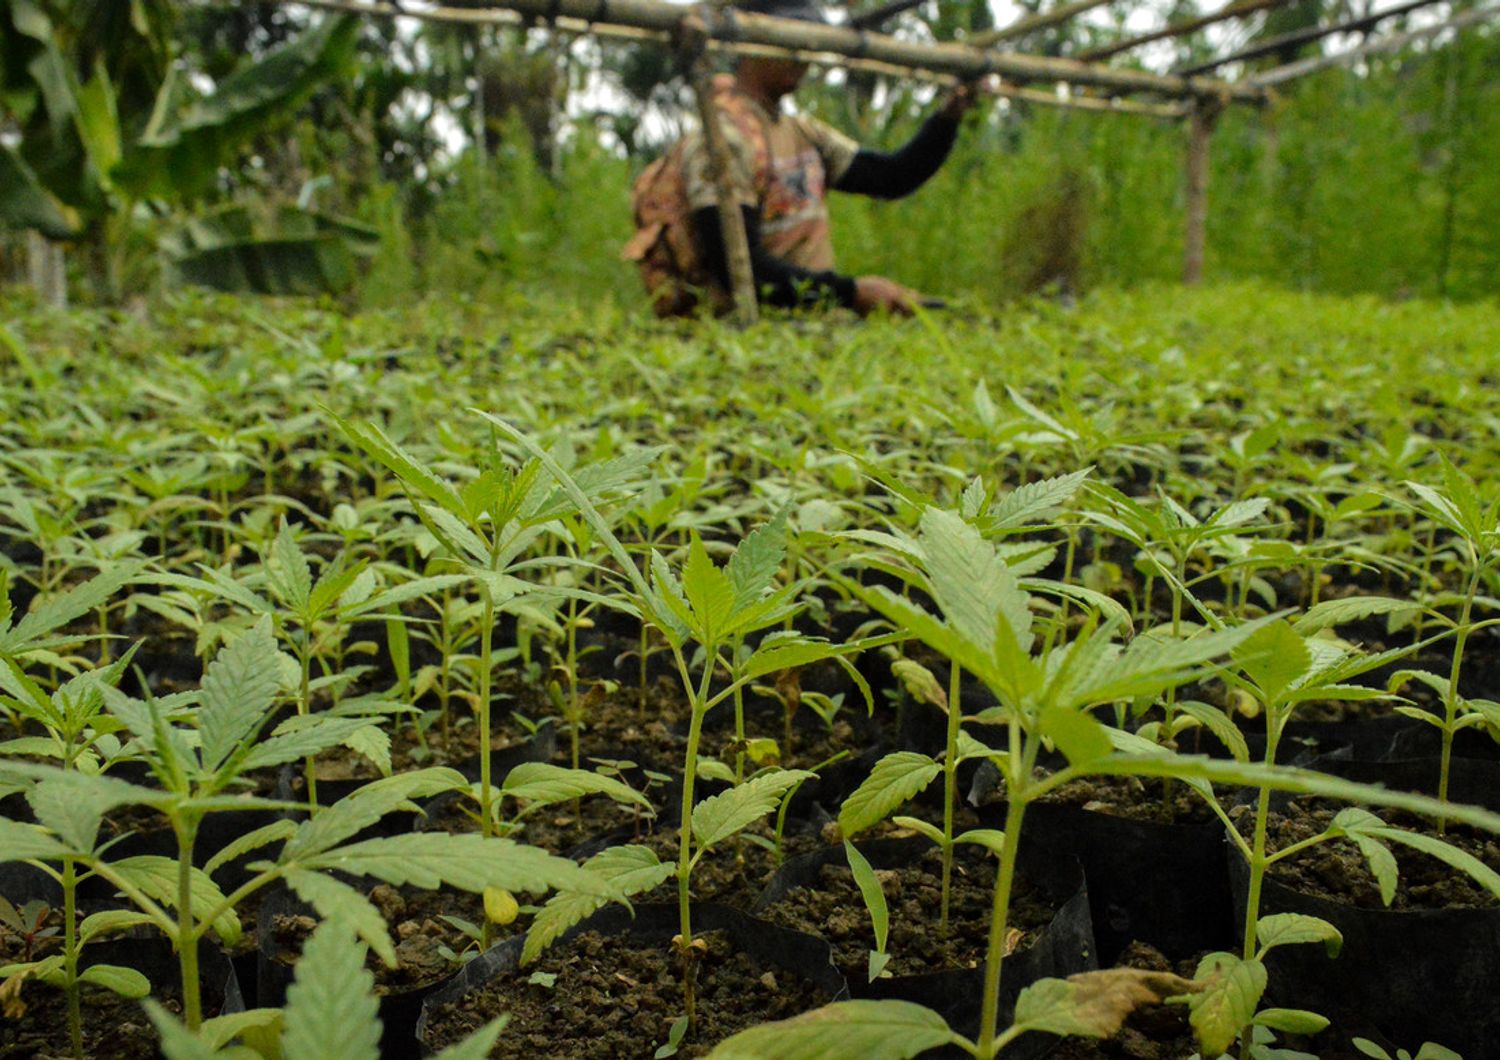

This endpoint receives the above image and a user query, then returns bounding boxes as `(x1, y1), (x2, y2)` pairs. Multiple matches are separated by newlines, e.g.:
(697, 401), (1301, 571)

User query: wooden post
(687, 47), (757, 325)
(1182, 99), (1220, 287)
(26, 231), (67, 309)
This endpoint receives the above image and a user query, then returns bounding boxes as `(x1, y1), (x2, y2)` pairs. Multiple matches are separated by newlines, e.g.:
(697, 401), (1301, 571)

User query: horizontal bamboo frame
(1248, 4), (1497, 86)
(1175, 0), (1451, 75)
(277, 0), (1266, 102)
(1077, 0), (1298, 61)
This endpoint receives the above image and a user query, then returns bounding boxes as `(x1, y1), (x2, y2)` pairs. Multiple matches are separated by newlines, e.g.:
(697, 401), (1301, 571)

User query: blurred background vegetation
(2, 0), (1496, 309)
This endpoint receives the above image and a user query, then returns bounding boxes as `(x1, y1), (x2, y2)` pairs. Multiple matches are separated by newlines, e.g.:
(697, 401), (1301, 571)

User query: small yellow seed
(484, 887), (519, 925)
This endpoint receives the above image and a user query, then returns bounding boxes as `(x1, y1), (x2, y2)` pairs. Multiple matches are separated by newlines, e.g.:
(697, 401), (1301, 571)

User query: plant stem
(300, 638), (317, 809)
(479, 585), (495, 840)
(975, 793), (1029, 1059)
(940, 661), (962, 934)
(63, 856), (82, 1059)
(174, 816), (203, 1031)
(1238, 717), (1281, 1060)
(674, 643), (715, 1033)
(1438, 558), (1481, 833)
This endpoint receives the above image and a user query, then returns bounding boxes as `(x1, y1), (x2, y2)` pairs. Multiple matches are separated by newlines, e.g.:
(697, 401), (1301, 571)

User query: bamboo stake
(1182, 98), (1222, 286)
(271, 0), (1266, 102)
(1175, 0), (1450, 75)
(682, 28), (757, 324)
(967, 0), (1112, 48)
(1247, 5), (1497, 86)
(1079, 0), (1298, 61)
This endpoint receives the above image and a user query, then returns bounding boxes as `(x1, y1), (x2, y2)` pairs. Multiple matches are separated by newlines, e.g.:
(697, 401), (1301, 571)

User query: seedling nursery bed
(2, 286), (1500, 1059)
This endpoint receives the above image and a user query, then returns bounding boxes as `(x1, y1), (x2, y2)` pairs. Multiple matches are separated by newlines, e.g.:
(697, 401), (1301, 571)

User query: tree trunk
(1183, 102), (1219, 287)
(26, 231), (67, 309)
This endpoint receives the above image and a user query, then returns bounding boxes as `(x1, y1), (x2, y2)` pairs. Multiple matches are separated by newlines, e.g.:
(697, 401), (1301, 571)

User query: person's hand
(939, 76), (997, 120)
(853, 275), (922, 317)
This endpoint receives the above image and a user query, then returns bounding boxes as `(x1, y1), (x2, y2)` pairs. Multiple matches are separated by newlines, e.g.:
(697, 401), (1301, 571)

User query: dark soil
(760, 844), (1056, 983)
(1035, 773), (1219, 825)
(269, 884), (494, 991)
(1232, 798), (1500, 910)
(637, 823), (830, 909)
(420, 928), (832, 1058)
(0, 981), (187, 1060)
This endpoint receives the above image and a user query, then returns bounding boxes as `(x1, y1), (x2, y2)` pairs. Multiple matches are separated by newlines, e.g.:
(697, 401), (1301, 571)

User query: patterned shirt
(679, 76), (860, 272)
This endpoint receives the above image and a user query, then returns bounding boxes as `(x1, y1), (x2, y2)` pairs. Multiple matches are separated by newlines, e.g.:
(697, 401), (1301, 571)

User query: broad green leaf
(0, 144), (79, 238)
(117, 16), (360, 202)
(298, 833), (619, 897)
(1252, 1008), (1330, 1034)
(708, 999), (959, 1059)
(78, 962), (150, 998)
(198, 1009), (284, 1052)
(838, 752), (940, 838)
(691, 769), (815, 852)
(1038, 702), (1111, 766)
(199, 617), (282, 773)
(890, 816), (946, 846)
(522, 845), (673, 965)
(503, 763), (652, 817)
(844, 841), (889, 965)
(1010, 969), (1198, 1038)
(1186, 953), (1267, 1056)
(282, 920), (382, 1060)
(953, 829), (1007, 858)
(284, 867), (397, 968)
(1256, 913), (1343, 958)
(78, 909), (155, 944)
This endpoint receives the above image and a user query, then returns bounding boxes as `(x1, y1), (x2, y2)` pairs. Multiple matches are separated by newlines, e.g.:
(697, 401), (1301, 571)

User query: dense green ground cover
(1, 284), (1498, 1059)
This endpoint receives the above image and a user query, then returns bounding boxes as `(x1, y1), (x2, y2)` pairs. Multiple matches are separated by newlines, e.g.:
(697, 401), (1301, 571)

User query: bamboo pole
(1078, 0), (1297, 61)
(1247, 5), (1497, 86)
(966, 0), (1112, 48)
(25, 232), (66, 309)
(273, 0), (1266, 102)
(1182, 99), (1221, 286)
(849, 0), (927, 30)
(682, 30), (757, 324)
(1175, 0), (1450, 75)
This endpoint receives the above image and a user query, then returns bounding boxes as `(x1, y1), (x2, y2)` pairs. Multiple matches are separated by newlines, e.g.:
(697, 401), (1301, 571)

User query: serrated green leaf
(0, 818), (70, 861)
(1234, 620), (1310, 704)
(340, 724), (391, 777)
(282, 920), (381, 1060)
(143, 999), (220, 1060)
(1038, 702), (1111, 766)
(284, 868), (397, 968)
(109, 855), (241, 946)
(430, 1017), (511, 1060)
(919, 507), (1032, 658)
(199, 617), (282, 773)
(522, 845), (673, 965)
(708, 999), (958, 1059)
(204, 818), (298, 879)
(1256, 913), (1342, 958)
(727, 509), (788, 608)
(1294, 597), (1422, 636)
(2, 562), (144, 656)
(1364, 825), (1500, 899)
(503, 763), (652, 818)
(281, 767), (468, 860)
(691, 769), (814, 853)
(298, 833), (619, 897)
(838, 752), (940, 838)
(983, 469), (1092, 532)
(1175, 700), (1250, 763)
(240, 717), (379, 772)
(681, 535), (736, 643)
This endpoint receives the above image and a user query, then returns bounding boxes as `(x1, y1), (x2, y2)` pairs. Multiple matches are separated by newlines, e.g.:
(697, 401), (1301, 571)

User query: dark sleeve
(832, 112), (959, 200)
(692, 205), (858, 310)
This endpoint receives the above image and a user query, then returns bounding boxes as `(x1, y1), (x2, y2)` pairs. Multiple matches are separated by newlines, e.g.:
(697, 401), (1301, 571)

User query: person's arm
(832, 84), (979, 200)
(692, 205), (856, 309)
